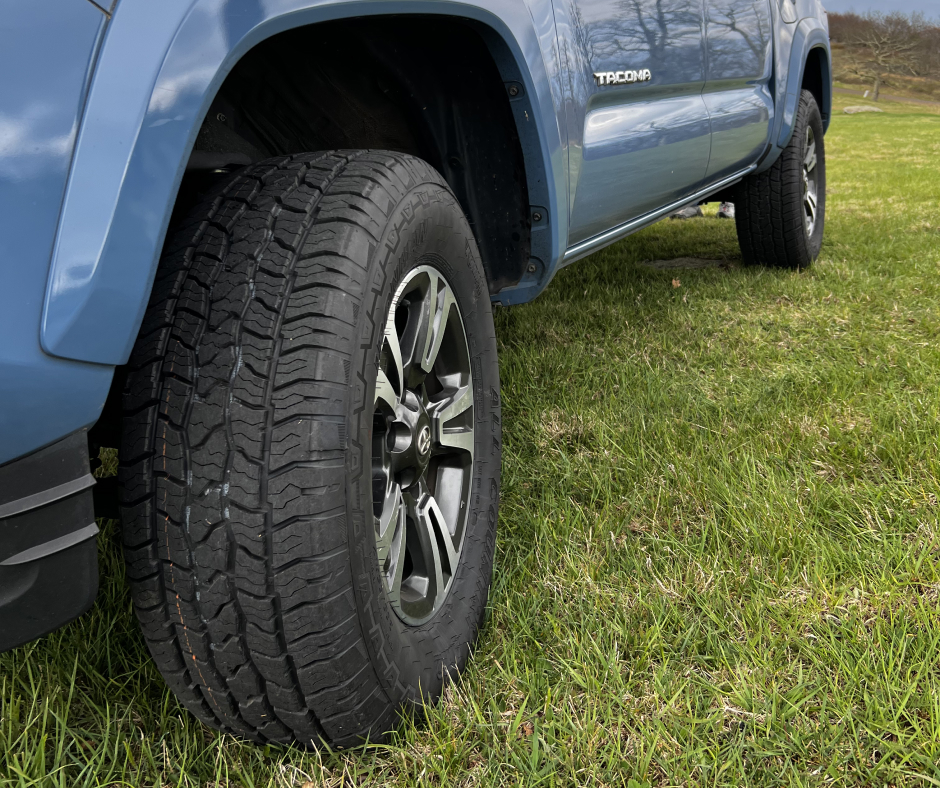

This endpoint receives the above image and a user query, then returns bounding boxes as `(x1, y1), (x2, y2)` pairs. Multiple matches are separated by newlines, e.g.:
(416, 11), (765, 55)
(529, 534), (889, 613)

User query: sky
(823, 0), (940, 18)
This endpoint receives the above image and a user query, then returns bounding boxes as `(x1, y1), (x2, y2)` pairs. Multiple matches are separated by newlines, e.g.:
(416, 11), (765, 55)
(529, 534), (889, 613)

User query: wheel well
(802, 47), (830, 128)
(177, 17), (531, 294)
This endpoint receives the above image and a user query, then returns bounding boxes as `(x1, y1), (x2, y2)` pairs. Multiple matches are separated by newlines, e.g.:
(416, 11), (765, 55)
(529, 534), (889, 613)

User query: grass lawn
(3, 95), (939, 787)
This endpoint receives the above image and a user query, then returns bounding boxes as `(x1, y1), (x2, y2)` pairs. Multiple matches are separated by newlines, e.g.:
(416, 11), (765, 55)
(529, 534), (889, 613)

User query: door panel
(557, 0), (711, 246)
(703, 88), (772, 180)
(702, 0), (775, 180)
(578, 95), (711, 241)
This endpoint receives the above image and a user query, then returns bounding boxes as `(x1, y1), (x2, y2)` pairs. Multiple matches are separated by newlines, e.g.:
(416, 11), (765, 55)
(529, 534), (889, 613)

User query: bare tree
(707, 0), (771, 79)
(837, 12), (926, 100)
(916, 23), (940, 77)
(603, 0), (704, 72)
(564, 1), (599, 106)
(565, 0), (704, 86)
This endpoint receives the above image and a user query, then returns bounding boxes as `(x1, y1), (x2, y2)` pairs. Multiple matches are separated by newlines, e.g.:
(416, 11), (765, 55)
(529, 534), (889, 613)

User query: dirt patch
(642, 257), (731, 270)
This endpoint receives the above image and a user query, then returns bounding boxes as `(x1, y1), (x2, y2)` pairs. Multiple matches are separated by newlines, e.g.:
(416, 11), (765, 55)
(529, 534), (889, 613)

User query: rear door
(701, 0), (775, 180)
(556, 0), (711, 246)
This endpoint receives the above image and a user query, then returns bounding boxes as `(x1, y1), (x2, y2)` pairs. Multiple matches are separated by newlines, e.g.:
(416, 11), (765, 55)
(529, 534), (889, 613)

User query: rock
(844, 105), (885, 114)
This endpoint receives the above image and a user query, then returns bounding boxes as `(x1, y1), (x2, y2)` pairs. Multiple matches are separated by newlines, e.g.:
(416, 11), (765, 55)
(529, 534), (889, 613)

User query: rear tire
(119, 151), (500, 748)
(734, 89), (826, 269)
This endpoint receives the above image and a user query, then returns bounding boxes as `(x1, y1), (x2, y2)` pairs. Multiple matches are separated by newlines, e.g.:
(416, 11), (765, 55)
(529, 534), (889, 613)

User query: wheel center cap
(416, 424), (431, 457)
(391, 390), (433, 480)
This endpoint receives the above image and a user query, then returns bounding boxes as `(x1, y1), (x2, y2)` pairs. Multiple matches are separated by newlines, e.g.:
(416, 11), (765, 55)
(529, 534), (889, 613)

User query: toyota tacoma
(0, 0), (830, 748)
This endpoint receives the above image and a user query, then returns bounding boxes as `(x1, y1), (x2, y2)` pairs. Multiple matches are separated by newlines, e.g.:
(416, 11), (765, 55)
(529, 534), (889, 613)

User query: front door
(556, 0), (712, 246)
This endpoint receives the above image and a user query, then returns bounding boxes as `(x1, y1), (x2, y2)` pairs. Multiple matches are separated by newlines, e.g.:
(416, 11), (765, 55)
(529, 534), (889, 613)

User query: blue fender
(0, 0), (111, 465)
(759, 13), (831, 173)
(41, 0), (568, 365)
(777, 17), (832, 146)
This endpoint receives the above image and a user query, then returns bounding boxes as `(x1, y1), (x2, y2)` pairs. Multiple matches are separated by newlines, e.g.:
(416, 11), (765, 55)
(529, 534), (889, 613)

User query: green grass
(3, 94), (940, 787)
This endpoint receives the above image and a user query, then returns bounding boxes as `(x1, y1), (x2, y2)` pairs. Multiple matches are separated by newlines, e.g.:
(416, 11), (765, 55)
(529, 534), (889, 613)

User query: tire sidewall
(797, 90), (826, 262)
(345, 177), (500, 707)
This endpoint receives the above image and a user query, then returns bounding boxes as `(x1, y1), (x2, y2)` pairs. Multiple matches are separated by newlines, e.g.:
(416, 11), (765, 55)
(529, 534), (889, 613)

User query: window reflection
(705, 0), (772, 81)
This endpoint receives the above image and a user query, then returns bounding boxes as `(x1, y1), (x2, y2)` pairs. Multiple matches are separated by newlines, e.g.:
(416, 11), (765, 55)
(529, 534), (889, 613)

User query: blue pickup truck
(1, 0), (830, 747)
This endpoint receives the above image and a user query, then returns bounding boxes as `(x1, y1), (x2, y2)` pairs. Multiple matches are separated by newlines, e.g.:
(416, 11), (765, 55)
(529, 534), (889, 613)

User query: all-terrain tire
(734, 89), (826, 268)
(119, 151), (501, 748)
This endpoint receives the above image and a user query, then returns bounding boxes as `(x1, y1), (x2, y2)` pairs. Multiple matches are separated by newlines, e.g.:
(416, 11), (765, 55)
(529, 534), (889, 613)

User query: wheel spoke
(374, 369), (398, 412)
(804, 142), (817, 173)
(383, 316), (404, 398)
(377, 487), (407, 598)
(432, 384), (474, 456)
(415, 492), (458, 597)
(805, 188), (817, 219)
(437, 426), (474, 455)
(435, 383), (473, 423)
(418, 272), (456, 376)
(375, 484), (403, 562)
(385, 513), (408, 603)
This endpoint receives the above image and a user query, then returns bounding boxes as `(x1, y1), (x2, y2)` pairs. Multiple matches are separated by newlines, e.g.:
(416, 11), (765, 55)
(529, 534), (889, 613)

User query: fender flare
(776, 17), (832, 149)
(41, 0), (566, 365)
(755, 15), (830, 176)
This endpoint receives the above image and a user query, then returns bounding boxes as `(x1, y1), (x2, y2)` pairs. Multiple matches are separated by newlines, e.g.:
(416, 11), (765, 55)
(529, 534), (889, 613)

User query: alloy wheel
(372, 265), (474, 625)
(802, 126), (819, 237)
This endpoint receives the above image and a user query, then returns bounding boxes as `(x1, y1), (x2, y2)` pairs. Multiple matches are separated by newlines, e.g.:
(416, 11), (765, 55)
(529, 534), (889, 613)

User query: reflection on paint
(554, 0), (775, 245)
(559, 0), (710, 243)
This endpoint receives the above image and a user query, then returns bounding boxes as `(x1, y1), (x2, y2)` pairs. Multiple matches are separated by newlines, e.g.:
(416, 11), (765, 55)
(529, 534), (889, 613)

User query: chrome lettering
(594, 68), (653, 87)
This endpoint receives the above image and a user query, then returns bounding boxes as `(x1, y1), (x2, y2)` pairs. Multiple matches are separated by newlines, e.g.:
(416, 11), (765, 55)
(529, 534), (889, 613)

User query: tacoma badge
(593, 69), (652, 86)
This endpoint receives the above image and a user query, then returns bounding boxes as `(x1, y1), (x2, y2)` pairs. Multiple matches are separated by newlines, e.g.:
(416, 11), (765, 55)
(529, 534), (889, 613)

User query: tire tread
(120, 150), (447, 747)
(734, 89), (825, 269)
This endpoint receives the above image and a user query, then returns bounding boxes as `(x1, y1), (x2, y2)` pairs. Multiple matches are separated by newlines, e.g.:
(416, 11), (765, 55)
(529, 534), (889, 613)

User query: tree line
(829, 12), (940, 101)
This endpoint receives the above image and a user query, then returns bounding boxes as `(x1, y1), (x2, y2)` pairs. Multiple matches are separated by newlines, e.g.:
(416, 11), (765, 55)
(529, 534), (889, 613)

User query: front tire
(119, 151), (500, 748)
(734, 89), (826, 269)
